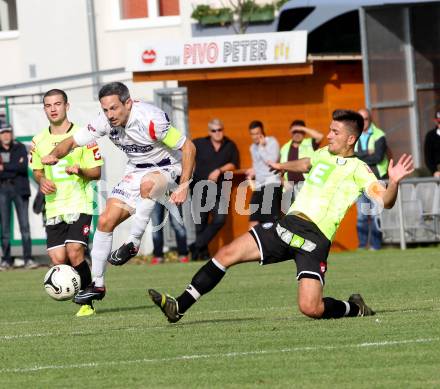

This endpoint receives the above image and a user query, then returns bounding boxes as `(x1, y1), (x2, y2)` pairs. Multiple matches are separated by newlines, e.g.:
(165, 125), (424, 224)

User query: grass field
(1, 247), (439, 388)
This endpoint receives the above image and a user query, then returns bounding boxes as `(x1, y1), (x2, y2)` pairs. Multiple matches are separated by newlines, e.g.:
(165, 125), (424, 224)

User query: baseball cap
(435, 110), (440, 120)
(0, 120), (12, 133)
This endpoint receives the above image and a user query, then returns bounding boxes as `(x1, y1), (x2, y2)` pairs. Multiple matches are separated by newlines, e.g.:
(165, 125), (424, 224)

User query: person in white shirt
(42, 82), (195, 306)
(246, 120), (281, 229)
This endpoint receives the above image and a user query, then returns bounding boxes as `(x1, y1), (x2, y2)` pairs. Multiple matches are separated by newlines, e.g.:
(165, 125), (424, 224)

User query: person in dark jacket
(190, 118), (239, 260)
(0, 122), (35, 269)
(424, 109), (440, 177)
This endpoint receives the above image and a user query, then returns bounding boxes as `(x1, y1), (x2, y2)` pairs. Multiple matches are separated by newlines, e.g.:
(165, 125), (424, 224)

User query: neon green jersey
(30, 124), (104, 218)
(289, 147), (378, 241)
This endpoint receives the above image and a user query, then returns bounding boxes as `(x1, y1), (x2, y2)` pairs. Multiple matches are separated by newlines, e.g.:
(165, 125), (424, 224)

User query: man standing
(0, 122), (35, 270)
(279, 120), (323, 205)
(423, 109), (440, 177)
(149, 110), (413, 323)
(355, 109), (389, 251)
(31, 89), (103, 316)
(191, 118), (239, 260)
(42, 82), (195, 307)
(247, 120), (281, 228)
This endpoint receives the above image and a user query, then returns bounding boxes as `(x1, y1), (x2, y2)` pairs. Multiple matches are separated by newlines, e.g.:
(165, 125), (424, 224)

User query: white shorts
(109, 163), (182, 209)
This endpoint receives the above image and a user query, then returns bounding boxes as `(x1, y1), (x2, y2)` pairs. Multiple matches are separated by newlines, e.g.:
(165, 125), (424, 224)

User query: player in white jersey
(42, 82), (195, 306)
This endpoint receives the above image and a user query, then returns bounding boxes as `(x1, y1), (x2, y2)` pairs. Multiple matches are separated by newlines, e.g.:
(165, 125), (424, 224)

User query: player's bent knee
(298, 300), (323, 319)
(66, 245), (85, 264)
(140, 180), (155, 199)
(97, 213), (116, 232)
(215, 244), (239, 268)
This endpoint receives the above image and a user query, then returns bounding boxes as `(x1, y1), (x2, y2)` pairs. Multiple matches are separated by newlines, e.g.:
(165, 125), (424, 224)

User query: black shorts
(249, 215), (331, 285)
(249, 184), (282, 223)
(46, 214), (92, 250)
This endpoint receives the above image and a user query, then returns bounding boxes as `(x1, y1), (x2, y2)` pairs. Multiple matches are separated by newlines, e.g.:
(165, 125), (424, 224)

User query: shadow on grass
(175, 315), (304, 326)
(97, 305), (154, 314)
(375, 306), (436, 314)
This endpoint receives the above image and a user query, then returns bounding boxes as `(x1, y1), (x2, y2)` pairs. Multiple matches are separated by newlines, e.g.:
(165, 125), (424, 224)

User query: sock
(322, 297), (360, 319)
(74, 260), (92, 289)
(91, 230), (113, 287)
(176, 258), (226, 313)
(127, 198), (156, 247)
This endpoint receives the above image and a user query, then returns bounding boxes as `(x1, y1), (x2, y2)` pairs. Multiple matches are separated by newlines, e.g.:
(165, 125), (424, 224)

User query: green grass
(1, 247), (439, 388)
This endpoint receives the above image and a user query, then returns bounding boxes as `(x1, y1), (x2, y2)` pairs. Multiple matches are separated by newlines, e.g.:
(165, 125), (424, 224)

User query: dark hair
(290, 119), (305, 128)
(98, 82), (130, 103)
(332, 109), (363, 139)
(249, 120), (264, 131)
(43, 89), (68, 104)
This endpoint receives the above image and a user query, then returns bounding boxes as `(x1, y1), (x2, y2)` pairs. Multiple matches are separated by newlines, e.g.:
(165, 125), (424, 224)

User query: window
(0, 0), (18, 32)
(117, 0), (180, 27)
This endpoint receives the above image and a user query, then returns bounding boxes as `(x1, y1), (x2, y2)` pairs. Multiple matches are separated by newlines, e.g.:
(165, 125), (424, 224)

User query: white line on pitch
(0, 337), (438, 374)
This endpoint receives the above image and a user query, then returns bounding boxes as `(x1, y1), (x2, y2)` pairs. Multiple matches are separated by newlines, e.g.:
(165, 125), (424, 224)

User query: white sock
(127, 198), (156, 247)
(91, 230), (113, 287)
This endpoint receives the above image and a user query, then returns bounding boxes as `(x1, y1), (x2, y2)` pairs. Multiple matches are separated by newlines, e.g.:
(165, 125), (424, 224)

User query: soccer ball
(43, 265), (81, 301)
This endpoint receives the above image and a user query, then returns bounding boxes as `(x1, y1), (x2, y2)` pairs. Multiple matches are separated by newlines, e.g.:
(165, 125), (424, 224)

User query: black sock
(74, 260), (92, 289)
(322, 297), (359, 319)
(176, 259), (226, 313)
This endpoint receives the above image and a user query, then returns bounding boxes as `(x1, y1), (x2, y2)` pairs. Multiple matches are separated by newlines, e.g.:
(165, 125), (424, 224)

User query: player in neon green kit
(149, 110), (414, 323)
(31, 89), (103, 317)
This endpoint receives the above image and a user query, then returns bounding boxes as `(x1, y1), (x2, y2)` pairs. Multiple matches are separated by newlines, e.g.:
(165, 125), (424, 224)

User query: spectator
(191, 118), (239, 260)
(246, 120), (281, 228)
(424, 109), (440, 177)
(150, 202), (189, 264)
(355, 108), (389, 250)
(0, 122), (36, 270)
(279, 120), (323, 207)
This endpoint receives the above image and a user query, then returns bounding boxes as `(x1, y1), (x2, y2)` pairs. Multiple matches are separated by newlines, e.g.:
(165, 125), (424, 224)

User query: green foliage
(275, 0), (290, 10)
(1, 247), (440, 387)
(191, 5), (233, 26)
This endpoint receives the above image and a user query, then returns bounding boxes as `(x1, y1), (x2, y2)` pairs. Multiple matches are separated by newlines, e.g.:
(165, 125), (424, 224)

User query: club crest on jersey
(93, 148), (101, 160)
(88, 124), (96, 133)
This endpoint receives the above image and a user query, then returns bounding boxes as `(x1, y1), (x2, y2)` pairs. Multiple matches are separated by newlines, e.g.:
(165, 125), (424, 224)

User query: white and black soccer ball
(43, 265), (81, 301)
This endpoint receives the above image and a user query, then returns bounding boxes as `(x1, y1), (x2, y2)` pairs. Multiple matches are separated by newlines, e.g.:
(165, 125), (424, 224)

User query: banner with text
(126, 31), (307, 72)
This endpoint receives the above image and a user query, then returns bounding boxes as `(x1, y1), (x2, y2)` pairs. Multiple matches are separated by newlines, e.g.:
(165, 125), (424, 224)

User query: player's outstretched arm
(380, 154), (414, 209)
(42, 136), (79, 165)
(267, 157), (311, 174)
(170, 138), (196, 204)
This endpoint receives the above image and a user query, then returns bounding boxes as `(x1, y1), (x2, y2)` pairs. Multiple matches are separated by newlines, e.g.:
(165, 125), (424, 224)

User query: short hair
(43, 89), (68, 104)
(290, 119), (305, 128)
(208, 118), (224, 130)
(98, 82), (130, 103)
(249, 120), (264, 131)
(332, 109), (363, 139)
(358, 108), (371, 119)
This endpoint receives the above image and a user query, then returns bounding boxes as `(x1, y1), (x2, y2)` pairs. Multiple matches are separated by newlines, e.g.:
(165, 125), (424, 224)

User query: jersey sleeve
(80, 141), (104, 170)
(74, 113), (109, 147)
(149, 110), (186, 150)
(29, 137), (43, 170)
(355, 162), (379, 195)
(309, 147), (322, 166)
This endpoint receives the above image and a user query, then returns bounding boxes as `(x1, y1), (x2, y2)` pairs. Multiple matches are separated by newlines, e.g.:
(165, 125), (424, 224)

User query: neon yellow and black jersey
(30, 124), (104, 218)
(288, 147), (378, 241)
